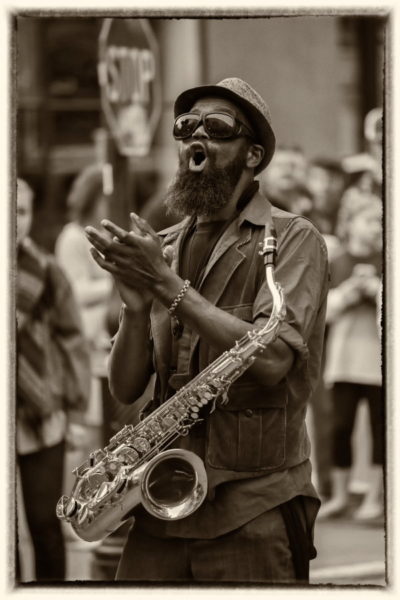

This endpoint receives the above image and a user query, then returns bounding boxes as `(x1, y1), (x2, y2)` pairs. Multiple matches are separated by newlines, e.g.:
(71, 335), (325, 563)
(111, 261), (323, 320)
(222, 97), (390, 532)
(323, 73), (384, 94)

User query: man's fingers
(89, 247), (122, 275)
(162, 245), (174, 266)
(100, 219), (132, 242)
(108, 238), (137, 257)
(85, 226), (110, 253)
(128, 213), (144, 236)
(102, 217), (149, 246)
(86, 226), (137, 258)
(130, 212), (156, 237)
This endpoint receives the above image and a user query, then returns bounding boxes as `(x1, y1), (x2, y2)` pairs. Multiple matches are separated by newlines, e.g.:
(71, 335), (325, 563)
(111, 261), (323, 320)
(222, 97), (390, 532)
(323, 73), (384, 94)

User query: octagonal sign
(98, 18), (162, 156)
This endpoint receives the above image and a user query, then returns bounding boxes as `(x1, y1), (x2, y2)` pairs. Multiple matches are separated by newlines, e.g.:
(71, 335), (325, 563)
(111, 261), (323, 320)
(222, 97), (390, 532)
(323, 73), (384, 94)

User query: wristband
(168, 280), (191, 315)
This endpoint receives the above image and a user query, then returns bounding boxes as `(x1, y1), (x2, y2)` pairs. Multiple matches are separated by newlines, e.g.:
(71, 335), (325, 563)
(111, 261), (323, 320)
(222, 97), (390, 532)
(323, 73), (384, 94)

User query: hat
(174, 77), (276, 174)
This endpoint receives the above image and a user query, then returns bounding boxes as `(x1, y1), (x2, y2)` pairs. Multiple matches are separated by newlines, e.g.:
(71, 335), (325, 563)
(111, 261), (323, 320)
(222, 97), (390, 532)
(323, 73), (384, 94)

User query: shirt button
(245, 409), (253, 417)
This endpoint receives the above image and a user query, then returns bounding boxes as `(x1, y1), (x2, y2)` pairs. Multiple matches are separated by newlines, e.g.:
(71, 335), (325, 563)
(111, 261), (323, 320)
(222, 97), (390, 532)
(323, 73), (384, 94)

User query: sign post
(96, 17), (161, 226)
(91, 18), (161, 580)
(98, 18), (161, 158)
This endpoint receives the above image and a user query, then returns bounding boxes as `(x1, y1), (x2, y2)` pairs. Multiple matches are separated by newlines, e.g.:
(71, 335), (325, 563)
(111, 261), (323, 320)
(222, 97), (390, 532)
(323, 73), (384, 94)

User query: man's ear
(246, 144), (265, 170)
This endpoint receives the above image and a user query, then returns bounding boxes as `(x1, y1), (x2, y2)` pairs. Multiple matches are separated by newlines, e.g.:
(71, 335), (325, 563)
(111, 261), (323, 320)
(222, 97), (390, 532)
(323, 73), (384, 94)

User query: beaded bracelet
(168, 279), (191, 315)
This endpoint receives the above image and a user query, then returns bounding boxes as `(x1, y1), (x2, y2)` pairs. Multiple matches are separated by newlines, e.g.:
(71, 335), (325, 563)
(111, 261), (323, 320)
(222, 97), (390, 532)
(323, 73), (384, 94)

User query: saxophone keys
(116, 446), (139, 463)
(190, 412), (199, 420)
(56, 495), (77, 520)
(187, 397), (199, 406)
(94, 481), (111, 501)
(131, 437), (151, 454)
(65, 498), (80, 518)
(200, 398), (209, 406)
(88, 472), (109, 489)
(152, 420), (164, 430)
(77, 505), (89, 525)
(162, 416), (177, 428)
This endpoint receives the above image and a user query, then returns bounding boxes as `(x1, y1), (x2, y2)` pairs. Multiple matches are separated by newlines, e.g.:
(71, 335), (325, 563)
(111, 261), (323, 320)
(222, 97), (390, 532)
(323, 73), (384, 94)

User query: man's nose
(192, 122), (209, 139)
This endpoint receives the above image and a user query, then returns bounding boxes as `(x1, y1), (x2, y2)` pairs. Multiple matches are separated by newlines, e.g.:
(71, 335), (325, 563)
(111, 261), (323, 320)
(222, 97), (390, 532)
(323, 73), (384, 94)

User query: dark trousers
(332, 382), (383, 468)
(17, 441), (66, 581)
(116, 505), (299, 583)
(309, 376), (333, 497)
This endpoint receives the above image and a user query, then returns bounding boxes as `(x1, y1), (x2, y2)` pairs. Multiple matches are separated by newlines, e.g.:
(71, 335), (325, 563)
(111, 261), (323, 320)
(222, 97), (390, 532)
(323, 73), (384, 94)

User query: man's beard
(164, 148), (247, 219)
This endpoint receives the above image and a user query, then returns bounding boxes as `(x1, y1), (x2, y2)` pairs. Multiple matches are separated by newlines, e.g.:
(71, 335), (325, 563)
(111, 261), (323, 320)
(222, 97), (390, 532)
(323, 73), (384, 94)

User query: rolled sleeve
(253, 218), (328, 369)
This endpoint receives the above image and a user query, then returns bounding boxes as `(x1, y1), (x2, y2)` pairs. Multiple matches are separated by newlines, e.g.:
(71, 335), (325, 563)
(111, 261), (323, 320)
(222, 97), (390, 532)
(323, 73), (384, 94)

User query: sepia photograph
(6, 1), (395, 594)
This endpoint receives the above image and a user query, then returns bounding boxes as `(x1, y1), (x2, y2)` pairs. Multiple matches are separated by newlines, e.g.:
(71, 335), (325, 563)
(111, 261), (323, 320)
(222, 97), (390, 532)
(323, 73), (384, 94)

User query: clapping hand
(85, 213), (170, 312)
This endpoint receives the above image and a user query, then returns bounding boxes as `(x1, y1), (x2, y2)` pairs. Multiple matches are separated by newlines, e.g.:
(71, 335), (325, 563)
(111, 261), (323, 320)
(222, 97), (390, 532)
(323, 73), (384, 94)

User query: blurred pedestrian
(258, 144), (308, 212)
(16, 178), (91, 581)
(307, 157), (346, 236)
(341, 107), (382, 202)
(55, 165), (113, 354)
(319, 192), (383, 521)
(55, 165), (113, 430)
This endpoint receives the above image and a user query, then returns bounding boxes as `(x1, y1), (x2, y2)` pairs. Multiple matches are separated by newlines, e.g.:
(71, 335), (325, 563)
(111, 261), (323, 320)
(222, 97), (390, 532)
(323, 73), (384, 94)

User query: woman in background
(319, 193), (383, 521)
(16, 178), (90, 580)
(55, 165), (113, 352)
(55, 165), (113, 424)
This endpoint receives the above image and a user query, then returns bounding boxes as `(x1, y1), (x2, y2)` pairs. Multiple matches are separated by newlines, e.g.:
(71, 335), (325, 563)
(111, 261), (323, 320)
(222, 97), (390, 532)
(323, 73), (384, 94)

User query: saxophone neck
(259, 225), (286, 324)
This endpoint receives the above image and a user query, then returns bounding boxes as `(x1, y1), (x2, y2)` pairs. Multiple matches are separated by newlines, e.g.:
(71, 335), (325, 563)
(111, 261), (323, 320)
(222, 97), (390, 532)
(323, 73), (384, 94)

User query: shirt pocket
(206, 382), (287, 472)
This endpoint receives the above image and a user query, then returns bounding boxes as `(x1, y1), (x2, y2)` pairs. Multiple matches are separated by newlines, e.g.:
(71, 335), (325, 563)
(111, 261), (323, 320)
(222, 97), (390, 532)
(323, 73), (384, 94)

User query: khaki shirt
(137, 190), (329, 538)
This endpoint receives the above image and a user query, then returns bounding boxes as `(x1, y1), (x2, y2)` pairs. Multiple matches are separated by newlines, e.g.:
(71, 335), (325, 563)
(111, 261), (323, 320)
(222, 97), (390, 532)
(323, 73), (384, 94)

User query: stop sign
(98, 18), (162, 156)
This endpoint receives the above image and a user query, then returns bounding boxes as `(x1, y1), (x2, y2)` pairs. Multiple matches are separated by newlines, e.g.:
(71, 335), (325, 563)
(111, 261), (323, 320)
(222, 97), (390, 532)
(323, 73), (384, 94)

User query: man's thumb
(162, 245), (174, 266)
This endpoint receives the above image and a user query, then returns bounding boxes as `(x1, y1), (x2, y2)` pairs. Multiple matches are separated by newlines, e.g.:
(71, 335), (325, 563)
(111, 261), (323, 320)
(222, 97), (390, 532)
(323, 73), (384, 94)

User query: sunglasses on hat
(173, 112), (254, 141)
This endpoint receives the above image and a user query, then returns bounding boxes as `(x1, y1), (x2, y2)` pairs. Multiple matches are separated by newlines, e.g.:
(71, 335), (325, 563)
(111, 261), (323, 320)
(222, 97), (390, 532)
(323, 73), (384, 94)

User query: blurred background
(17, 15), (384, 248)
(15, 13), (386, 587)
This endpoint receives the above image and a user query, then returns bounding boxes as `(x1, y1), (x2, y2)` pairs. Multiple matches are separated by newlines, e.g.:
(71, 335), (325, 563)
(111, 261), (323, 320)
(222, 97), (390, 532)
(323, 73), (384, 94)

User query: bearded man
(85, 78), (329, 584)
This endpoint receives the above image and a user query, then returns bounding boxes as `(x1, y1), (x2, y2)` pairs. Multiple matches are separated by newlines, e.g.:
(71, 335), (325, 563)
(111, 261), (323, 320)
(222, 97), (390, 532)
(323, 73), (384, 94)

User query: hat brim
(174, 84), (276, 174)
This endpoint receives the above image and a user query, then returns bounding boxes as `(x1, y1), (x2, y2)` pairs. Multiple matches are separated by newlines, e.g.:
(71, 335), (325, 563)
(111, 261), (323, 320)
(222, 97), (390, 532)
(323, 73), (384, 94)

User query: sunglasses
(173, 112), (254, 141)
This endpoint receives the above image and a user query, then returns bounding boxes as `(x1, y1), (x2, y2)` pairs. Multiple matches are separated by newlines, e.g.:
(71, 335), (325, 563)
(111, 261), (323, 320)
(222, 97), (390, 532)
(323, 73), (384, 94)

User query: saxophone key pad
(107, 461), (119, 473)
(77, 505), (89, 525)
(163, 416), (177, 427)
(131, 437), (151, 454)
(117, 446), (139, 463)
(199, 396), (210, 405)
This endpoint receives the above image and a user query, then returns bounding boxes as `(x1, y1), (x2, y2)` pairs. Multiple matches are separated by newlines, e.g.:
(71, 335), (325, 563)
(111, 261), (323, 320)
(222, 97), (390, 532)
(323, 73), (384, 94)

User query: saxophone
(57, 227), (286, 542)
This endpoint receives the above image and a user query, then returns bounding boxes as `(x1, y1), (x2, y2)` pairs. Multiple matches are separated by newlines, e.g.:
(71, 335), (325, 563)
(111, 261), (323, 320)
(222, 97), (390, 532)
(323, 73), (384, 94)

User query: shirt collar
(238, 183), (272, 227)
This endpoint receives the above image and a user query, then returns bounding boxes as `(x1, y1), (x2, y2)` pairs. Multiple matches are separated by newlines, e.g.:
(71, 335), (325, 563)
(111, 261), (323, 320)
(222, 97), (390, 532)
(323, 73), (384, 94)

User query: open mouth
(188, 144), (208, 172)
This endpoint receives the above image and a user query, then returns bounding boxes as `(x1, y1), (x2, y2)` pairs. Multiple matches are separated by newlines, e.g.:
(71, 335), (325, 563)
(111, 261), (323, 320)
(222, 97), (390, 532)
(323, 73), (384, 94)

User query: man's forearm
(108, 306), (153, 404)
(154, 271), (294, 386)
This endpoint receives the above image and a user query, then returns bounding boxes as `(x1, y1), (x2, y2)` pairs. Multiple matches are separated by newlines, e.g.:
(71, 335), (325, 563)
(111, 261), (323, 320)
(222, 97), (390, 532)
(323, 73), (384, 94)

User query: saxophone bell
(141, 448), (208, 520)
(57, 448), (208, 542)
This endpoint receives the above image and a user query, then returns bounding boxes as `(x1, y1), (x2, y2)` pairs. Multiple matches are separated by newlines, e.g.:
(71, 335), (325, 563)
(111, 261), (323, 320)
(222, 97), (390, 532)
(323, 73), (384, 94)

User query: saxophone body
(57, 230), (286, 542)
